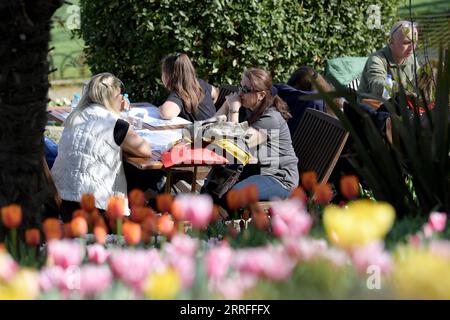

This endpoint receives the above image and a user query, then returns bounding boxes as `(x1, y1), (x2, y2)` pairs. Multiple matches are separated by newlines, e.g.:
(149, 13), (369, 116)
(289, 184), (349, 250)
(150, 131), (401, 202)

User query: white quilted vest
(51, 104), (127, 210)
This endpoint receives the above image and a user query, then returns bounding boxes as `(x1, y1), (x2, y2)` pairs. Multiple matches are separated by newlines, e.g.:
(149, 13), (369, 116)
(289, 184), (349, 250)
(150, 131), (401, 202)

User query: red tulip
(123, 222), (142, 245)
(340, 175), (360, 200)
(290, 187), (308, 203)
(301, 171), (317, 192)
(80, 193), (96, 212)
(156, 194), (173, 213)
(25, 228), (41, 246)
(1, 204), (22, 229)
(94, 225), (108, 245)
(131, 206), (153, 224)
(43, 218), (62, 241)
(71, 216), (88, 238)
(313, 183), (334, 205)
(243, 184), (259, 204)
(226, 190), (244, 211)
(107, 196), (125, 220)
(157, 214), (174, 236)
(129, 189), (146, 208)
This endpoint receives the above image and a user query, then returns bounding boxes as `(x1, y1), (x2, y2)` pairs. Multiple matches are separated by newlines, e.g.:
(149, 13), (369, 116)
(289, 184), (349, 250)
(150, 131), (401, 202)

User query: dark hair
(287, 65), (318, 91)
(244, 68), (291, 124)
(288, 65), (343, 111)
(161, 53), (204, 114)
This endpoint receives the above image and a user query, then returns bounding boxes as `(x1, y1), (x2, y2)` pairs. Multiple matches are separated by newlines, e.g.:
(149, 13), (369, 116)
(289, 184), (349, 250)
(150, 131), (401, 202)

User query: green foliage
(78, 0), (401, 103)
(320, 46), (450, 217)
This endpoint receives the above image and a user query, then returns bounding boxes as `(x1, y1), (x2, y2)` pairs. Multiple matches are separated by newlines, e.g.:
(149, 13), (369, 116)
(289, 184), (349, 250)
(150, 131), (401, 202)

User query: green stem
(32, 246), (38, 266)
(178, 221), (184, 234)
(10, 228), (17, 260)
(116, 218), (123, 244)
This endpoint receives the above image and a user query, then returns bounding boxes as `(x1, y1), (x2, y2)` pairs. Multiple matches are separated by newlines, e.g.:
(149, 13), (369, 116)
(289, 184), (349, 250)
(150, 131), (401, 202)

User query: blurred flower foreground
(0, 180), (449, 300)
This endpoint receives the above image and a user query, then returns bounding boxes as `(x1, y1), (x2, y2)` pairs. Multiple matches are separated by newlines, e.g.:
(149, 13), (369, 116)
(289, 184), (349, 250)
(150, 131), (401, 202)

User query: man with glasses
(357, 20), (420, 102)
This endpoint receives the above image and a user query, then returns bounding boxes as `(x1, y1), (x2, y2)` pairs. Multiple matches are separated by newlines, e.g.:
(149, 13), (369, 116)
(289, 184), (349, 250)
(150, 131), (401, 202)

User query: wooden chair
(292, 108), (349, 183)
(256, 109), (349, 212)
(215, 84), (239, 111)
(347, 77), (360, 96)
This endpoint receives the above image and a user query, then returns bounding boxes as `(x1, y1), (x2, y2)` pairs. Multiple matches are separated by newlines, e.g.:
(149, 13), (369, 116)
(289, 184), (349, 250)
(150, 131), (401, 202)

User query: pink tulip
(212, 273), (257, 300)
(408, 234), (422, 247)
(79, 265), (112, 298)
(283, 237), (327, 262)
(319, 248), (350, 268)
(0, 251), (18, 282)
(270, 199), (312, 238)
(429, 240), (450, 260)
(174, 194), (213, 230)
(165, 234), (198, 257)
(166, 254), (195, 289)
(429, 212), (447, 232)
(205, 243), (233, 281)
(109, 249), (163, 291)
(47, 240), (84, 269)
(233, 246), (295, 281)
(87, 244), (109, 264)
(350, 241), (392, 274)
(423, 223), (434, 239)
(39, 266), (67, 292)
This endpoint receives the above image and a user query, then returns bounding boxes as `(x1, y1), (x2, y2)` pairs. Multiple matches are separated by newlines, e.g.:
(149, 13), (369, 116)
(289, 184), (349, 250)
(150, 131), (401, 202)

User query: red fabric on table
(160, 142), (229, 168)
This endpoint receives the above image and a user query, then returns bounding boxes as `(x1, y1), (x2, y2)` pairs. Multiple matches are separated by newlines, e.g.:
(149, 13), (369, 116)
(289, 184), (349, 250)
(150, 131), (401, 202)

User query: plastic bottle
(121, 93), (131, 121)
(382, 74), (393, 100)
(70, 93), (81, 110)
(123, 93), (130, 105)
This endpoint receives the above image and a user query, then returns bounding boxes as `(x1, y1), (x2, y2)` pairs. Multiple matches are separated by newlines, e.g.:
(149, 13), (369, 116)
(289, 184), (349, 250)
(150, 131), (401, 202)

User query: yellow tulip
(0, 269), (40, 300)
(144, 267), (181, 300)
(323, 200), (395, 248)
(392, 246), (450, 299)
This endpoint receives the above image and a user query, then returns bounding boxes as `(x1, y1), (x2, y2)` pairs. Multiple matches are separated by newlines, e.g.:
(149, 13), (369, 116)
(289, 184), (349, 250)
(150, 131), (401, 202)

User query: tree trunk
(0, 0), (63, 239)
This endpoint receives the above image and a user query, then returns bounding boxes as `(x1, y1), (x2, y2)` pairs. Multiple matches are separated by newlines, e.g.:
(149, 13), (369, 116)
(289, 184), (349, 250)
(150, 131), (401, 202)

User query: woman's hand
(225, 93), (241, 113)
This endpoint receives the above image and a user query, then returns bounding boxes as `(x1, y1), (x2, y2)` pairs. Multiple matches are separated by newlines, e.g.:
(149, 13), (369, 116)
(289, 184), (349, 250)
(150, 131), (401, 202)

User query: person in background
(51, 72), (152, 222)
(44, 136), (58, 169)
(216, 68), (299, 201)
(357, 20), (420, 102)
(274, 65), (342, 134)
(159, 53), (219, 121)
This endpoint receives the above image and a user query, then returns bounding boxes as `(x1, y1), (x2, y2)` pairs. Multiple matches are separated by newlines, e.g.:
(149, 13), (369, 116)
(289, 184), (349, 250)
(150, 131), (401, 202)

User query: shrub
(78, 0), (402, 103)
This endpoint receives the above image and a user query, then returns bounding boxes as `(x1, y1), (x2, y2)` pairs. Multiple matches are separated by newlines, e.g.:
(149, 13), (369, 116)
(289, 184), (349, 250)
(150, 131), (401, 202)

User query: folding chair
(215, 84), (239, 111)
(256, 109), (349, 212)
(347, 78), (360, 95)
(292, 108), (349, 183)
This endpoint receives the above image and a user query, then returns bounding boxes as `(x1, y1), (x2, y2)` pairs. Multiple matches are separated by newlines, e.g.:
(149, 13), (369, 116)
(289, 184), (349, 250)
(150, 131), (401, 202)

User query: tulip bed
(0, 175), (449, 300)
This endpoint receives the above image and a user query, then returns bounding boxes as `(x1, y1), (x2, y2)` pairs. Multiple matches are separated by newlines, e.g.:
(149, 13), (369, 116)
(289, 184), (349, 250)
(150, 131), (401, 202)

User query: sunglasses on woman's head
(238, 84), (253, 94)
(100, 78), (125, 94)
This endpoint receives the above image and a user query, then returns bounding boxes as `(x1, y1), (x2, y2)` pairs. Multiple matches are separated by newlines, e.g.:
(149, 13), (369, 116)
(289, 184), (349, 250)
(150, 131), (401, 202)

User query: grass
(49, 0), (90, 80)
(399, 0), (450, 15)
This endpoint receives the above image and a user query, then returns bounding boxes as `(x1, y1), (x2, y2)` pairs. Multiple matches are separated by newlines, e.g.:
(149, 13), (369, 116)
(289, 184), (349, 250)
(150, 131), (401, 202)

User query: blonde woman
(159, 53), (219, 121)
(51, 72), (152, 221)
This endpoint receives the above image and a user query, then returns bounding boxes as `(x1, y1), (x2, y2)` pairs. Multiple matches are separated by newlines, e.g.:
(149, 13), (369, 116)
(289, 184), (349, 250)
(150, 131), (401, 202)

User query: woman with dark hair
(287, 65), (343, 111)
(159, 53), (219, 121)
(216, 68), (299, 200)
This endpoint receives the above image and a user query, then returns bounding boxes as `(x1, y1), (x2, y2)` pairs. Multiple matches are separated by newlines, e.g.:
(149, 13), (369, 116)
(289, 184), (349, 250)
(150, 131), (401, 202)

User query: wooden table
(47, 105), (72, 123)
(47, 103), (254, 194)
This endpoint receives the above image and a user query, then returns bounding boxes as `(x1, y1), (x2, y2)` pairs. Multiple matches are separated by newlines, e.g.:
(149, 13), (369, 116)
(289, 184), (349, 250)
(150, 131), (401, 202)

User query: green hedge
(79, 0), (402, 103)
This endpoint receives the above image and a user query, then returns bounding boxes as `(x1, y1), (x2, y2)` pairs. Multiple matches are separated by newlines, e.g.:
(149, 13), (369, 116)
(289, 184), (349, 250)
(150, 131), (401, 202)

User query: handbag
(200, 164), (243, 199)
(183, 115), (249, 145)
